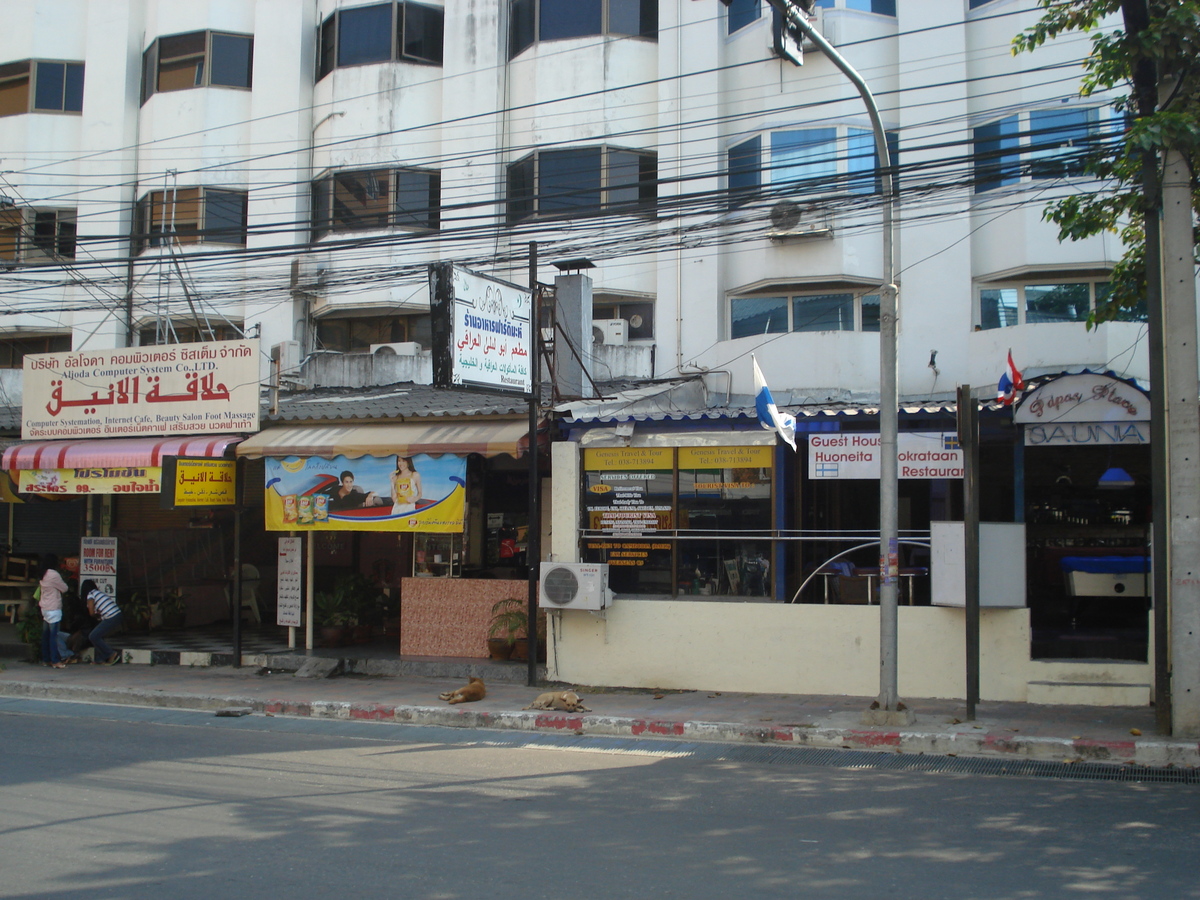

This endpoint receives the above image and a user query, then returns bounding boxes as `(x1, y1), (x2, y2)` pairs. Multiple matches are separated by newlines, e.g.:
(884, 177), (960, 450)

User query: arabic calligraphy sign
(431, 264), (532, 394)
(21, 339), (261, 440)
(276, 537), (303, 627)
(168, 458), (237, 506)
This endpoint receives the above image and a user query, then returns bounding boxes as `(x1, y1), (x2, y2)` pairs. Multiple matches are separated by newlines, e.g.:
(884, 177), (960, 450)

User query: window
(509, 0), (656, 58)
(973, 107), (1110, 193)
(318, 1), (444, 79)
(728, 126), (897, 204)
(730, 291), (880, 338)
(0, 333), (71, 368)
(311, 167), (440, 239)
(0, 60), (84, 117)
(506, 147), (656, 222)
(0, 209), (77, 265)
(593, 296), (654, 340)
(977, 280), (1138, 329)
(727, 0), (760, 34)
(138, 322), (243, 346)
(316, 315), (426, 352)
(134, 188), (248, 253)
(815, 0), (896, 14)
(141, 31), (253, 104)
(580, 446), (776, 598)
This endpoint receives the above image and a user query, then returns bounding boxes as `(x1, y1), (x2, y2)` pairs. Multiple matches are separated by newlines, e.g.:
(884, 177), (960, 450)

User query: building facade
(0, 0), (1189, 711)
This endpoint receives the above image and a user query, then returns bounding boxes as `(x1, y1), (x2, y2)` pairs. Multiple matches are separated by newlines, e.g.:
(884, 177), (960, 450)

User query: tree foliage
(1013, 0), (1200, 326)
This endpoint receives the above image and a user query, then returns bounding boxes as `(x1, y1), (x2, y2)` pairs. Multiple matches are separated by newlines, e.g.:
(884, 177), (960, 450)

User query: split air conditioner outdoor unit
(539, 562), (611, 611)
(370, 342), (421, 356)
(766, 201), (833, 240)
(592, 319), (629, 346)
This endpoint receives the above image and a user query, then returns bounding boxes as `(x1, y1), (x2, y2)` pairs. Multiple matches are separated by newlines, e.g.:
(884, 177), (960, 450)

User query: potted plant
(157, 588), (186, 630)
(487, 597), (544, 661)
(315, 589), (351, 647)
(123, 591), (151, 632)
(15, 607), (42, 662)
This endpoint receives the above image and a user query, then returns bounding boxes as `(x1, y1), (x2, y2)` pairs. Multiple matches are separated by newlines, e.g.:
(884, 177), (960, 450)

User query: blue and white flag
(753, 356), (797, 451)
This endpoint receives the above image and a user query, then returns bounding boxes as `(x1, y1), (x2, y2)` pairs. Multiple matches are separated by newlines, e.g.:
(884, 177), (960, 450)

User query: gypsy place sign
(1014, 373), (1150, 446)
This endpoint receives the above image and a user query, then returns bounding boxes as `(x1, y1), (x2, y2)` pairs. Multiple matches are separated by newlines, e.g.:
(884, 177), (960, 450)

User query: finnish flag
(753, 356), (797, 451)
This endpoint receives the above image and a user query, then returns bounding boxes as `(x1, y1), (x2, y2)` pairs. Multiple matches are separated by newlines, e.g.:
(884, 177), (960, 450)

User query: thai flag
(997, 350), (1024, 406)
(753, 356), (797, 451)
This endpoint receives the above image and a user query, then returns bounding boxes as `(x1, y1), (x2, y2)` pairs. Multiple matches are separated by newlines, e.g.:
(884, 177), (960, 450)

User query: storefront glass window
(581, 445), (775, 597)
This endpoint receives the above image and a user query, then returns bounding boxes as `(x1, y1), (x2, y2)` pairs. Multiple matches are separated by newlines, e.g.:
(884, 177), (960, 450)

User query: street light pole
(764, 1), (907, 720)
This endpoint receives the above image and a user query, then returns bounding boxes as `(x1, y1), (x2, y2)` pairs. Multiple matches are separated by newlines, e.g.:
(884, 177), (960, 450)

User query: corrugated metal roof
(264, 383), (530, 423)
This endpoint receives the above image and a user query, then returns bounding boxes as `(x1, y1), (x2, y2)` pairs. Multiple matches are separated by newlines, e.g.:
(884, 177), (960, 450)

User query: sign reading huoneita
(21, 340), (261, 440)
(808, 432), (964, 480)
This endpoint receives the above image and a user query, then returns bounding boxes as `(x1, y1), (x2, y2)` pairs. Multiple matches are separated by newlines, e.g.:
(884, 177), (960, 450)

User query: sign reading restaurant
(21, 340), (261, 440)
(808, 432), (964, 480)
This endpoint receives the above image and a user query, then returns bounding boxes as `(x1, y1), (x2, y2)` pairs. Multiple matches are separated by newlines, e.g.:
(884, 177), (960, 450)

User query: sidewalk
(1, 657), (1196, 770)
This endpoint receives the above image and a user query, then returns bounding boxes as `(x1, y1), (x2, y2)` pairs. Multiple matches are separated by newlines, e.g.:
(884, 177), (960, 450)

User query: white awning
(235, 420), (530, 459)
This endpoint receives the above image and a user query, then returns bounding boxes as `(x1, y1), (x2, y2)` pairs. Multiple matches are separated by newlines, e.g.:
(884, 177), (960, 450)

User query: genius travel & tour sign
(808, 432), (964, 480)
(21, 340), (261, 440)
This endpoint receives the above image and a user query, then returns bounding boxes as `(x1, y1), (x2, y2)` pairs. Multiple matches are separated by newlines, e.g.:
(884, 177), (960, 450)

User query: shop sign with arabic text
(21, 340), (261, 440)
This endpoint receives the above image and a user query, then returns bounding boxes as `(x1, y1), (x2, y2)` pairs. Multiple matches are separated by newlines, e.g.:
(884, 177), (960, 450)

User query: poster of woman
(263, 453), (466, 532)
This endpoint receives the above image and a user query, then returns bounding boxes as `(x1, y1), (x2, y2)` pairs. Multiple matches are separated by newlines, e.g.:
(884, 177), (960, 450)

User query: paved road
(2, 699), (1197, 900)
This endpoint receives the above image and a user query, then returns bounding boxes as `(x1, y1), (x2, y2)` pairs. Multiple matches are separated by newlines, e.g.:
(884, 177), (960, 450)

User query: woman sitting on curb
(79, 580), (122, 666)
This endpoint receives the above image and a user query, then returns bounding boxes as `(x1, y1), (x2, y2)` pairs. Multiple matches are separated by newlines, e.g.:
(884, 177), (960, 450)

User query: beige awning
(235, 420), (530, 460)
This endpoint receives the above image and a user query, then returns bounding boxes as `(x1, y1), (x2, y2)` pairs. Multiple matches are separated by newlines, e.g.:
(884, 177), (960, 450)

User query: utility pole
(763, 0), (908, 723)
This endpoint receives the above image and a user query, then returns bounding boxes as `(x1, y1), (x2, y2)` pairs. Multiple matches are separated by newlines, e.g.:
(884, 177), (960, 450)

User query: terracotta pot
(319, 625), (348, 647)
(486, 637), (514, 661)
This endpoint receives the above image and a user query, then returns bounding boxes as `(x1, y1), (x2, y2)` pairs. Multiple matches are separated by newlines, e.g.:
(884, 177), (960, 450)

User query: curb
(2, 679), (1197, 770)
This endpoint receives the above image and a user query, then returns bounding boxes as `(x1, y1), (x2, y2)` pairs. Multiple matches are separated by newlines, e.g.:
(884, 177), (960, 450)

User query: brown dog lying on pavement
(523, 690), (590, 712)
(439, 676), (486, 704)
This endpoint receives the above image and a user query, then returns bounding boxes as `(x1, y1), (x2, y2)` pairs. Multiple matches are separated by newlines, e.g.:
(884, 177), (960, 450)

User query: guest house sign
(21, 340), (261, 440)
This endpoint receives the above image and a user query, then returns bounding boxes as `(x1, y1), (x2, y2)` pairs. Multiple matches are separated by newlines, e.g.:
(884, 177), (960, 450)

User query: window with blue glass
(317, 1), (444, 80)
(728, 126), (896, 203)
(973, 115), (1019, 192)
(731, 292), (879, 338)
(0, 60), (84, 116)
(815, 0), (896, 15)
(727, 0), (761, 33)
(142, 32), (252, 104)
(510, 0), (657, 58)
(977, 280), (1135, 329)
(507, 147), (656, 222)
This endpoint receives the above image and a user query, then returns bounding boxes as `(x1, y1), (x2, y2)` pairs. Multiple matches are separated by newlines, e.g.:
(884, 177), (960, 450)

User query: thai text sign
(18, 467), (161, 495)
(447, 265), (531, 394)
(264, 453), (466, 533)
(171, 459), (237, 506)
(808, 432), (964, 479)
(22, 339), (261, 440)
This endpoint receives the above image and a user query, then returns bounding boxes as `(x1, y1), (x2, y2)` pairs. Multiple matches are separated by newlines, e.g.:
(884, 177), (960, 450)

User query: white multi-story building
(1, 0), (1188, 714)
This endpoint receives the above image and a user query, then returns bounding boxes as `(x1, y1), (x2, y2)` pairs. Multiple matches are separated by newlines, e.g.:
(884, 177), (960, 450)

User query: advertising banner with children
(263, 453), (466, 533)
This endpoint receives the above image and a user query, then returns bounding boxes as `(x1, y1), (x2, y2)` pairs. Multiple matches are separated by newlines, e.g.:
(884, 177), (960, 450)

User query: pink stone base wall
(399, 578), (527, 658)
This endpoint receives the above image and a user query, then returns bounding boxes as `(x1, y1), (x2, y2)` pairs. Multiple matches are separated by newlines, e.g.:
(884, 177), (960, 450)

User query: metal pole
(527, 241), (541, 687)
(958, 385), (980, 719)
(769, 2), (902, 715)
(233, 506), (242, 667)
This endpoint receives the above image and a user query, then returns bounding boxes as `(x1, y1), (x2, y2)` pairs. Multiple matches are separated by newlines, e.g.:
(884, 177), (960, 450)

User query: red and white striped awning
(2, 435), (244, 470)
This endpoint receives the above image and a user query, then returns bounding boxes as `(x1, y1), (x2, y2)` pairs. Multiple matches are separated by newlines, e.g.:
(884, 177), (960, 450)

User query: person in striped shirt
(79, 580), (122, 666)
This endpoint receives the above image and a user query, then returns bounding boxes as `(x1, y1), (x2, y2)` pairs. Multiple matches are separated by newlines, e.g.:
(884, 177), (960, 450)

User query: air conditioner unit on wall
(539, 562), (611, 610)
(592, 319), (629, 346)
(370, 342), (421, 356)
(766, 201), (833, 240)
